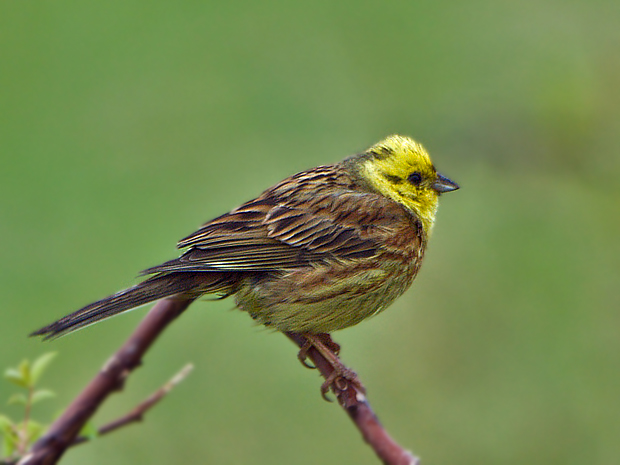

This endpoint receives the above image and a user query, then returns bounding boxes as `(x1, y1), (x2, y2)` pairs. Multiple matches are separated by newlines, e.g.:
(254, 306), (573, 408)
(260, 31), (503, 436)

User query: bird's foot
(319, 365), (364, 402)
(297, 333), (340, 369)
(295, 333), (365, 401)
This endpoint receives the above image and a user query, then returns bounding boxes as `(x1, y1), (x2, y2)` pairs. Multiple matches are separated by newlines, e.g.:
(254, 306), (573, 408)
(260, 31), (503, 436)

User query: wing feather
(143, 166), (410, 275)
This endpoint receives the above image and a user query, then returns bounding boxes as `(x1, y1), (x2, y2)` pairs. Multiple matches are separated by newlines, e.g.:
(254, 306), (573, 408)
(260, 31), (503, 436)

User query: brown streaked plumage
(32, 135), (458, 341)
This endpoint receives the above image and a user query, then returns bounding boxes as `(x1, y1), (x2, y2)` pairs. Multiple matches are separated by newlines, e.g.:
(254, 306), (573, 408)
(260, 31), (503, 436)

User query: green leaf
(0, 418), (17, 458)
(0, 414), (14, 431)
(2, 430), (16, 459)
(18, 359), (31, 387)
(79, 420), (98, 441)
(7, 393), (28, 406)
(3, 368), (29, 388)
(30, 352), (57, 385)
(31, 389), (55, 405)
(25, 420), (45, 444)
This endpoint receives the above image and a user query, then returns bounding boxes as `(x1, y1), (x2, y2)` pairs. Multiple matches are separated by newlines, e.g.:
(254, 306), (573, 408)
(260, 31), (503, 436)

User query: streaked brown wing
(142, 166), (407, 275)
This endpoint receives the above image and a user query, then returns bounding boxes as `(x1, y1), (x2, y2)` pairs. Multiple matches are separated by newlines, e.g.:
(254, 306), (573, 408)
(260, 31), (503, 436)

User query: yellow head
(356, 135), (459, 234)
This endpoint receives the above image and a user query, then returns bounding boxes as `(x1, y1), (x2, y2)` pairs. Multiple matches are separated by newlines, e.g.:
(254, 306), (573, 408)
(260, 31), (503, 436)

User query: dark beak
(432, 173), (459, 193)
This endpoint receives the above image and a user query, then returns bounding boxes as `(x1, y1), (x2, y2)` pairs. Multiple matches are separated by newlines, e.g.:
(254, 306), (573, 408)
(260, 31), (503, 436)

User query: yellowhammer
(32, 135), (458, 391)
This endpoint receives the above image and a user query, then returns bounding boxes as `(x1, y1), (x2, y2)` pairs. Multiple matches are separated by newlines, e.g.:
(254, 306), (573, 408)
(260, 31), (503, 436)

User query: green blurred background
(1, 1), (618, 464)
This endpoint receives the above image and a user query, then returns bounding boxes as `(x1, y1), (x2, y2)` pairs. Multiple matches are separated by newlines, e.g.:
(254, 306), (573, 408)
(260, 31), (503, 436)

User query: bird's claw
(297, 341), (316, 369)
(292, 332), (365, 401)
(296, 333), (339, 369)
(320, 366), (365, 402)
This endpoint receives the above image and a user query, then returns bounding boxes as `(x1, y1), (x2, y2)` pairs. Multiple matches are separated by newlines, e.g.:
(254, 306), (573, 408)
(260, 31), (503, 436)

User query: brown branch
(18, 298), (192, 465)
(70, 363), (194, 447)
(286, 333), (419, 465)
(17, 296), (417, 465)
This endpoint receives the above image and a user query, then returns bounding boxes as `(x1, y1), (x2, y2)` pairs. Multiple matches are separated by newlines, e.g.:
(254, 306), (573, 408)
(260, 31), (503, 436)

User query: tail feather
(31, 272), (230, 340)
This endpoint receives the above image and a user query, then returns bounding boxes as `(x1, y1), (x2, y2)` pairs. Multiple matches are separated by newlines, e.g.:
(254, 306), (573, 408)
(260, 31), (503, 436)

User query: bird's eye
(408, 172), (422, 186)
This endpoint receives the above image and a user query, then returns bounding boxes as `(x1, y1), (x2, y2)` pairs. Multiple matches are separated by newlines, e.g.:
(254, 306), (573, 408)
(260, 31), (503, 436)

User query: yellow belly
(234, 261), (417, 334)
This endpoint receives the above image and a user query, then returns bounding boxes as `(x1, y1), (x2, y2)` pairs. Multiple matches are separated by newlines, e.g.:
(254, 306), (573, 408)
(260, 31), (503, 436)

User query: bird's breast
(233, 249), (423, 334)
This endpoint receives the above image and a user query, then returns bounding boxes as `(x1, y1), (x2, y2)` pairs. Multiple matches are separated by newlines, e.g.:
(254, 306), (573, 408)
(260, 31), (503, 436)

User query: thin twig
(286, 333), (419, 465)
(70, 363), (194, 447)
(18, 298), (192, 465)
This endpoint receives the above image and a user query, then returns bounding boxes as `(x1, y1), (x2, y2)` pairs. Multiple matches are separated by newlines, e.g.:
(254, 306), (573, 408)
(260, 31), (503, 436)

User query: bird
(32, 134), (458, 394)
